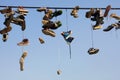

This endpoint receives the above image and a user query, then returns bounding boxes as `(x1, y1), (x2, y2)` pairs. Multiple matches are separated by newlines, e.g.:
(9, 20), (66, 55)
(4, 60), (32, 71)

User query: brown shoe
(42, 29), (55, 37)
(0, 26), (12, 34)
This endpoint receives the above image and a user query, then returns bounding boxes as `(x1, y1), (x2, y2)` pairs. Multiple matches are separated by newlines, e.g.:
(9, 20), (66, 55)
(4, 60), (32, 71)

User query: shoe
(37, 7), (47, 12)
(61, 30), (72, 39)
(103, 24), (115, 32)
(17, 38), (29, 46)
(12, 15), (26, 31)
(85, 8), (94, 18)
(42, 20), (50, 25)
(57, 69), (62, 75)
(52, 10), (62, 17)
(104, 5), (111, 17)
(19, 57), (24, 71)
(2, 33), (8, 42)
(88, 48), (99, 55)
(39, 37), (45, 44)
(66, 37), (74, 44)
(4, 14), (13, 26)
(19, 51), (27, 71)
(0, 26), (12, 34)
(110, 13), (120, 20)
(71, 6), (80, 18)
(0, 7), (12, 14)
(21, 51), (28, 58)
(16, 7), (28, 15)
(42, 29), (56, 37)
(93, 23), (102, 30)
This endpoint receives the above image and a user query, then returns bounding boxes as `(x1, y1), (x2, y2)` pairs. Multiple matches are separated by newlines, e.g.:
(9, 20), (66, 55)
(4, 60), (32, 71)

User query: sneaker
(66, 37), (74, 44)
(42, 20), (49, 25)
(71, 6), (80, 18)
(57, 69), (62, 75)
(52, 10), (63, 17)
(2, 33), (8, 42)
(88, 48), (99, 55)
(61, 30), (72, 39)
(21, 51), (28, 59)
(39, 37), (45, 44)
(103, 24), (115, 32)
(0, 7), (12, 14)
(16, 7), (28, 14)
(19, 51), (28, 71)
(12, 15), (26, 31)
(37, 7), (47, 12)
(110, 13), (120, 20)
(85, 8), (94, 18)
(104, 5), (111, 17)
(17, 38), (29, 46)
(42, 29), (56, 37)
(19, 57), (24, 71)
(0, 26), (12, 34)
(4, 14), (13, 27)
(43, 21), (62, 30)
(93, 23), (102, 30)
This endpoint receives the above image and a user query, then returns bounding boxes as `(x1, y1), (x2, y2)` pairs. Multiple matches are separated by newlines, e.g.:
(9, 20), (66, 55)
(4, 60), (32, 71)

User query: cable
(0, 5), (120, 10)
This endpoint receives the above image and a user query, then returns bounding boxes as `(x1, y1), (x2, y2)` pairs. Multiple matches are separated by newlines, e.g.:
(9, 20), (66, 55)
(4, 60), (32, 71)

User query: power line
(0, 5), (120, 10)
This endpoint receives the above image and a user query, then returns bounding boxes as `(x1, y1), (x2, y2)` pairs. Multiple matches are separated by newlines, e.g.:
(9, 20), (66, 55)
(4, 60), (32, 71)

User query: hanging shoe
(61, 30), (72, 39)
(88, 48), (99, 55)
(42, 20), (50, 25)
(71, 6), (80, 18)
(66, 37), (74, 44)
(4, 14), (14, 27)
(93, 22), (102, 30)
(16, 7), (28, 15)
(0, 7), (12, 14)
(52, 10), (63, 17)
(103, 24), (116, 32)
(39, 37), (45, 44)
(0, 26), (12, 34)
(110, 13), (120, 20)
(37, 7), (47, 12)
(57, 69), (62, 75)
(42, 29), (56, 37)
(19, 51), (28, 71)
(85, 8), (94, 18)
(12, 15), (26, 31)
(104, 5), (111, 17)
(17, 38), (29, 46)
(2, 33), (8, 42)
(19, 57), (24, 71)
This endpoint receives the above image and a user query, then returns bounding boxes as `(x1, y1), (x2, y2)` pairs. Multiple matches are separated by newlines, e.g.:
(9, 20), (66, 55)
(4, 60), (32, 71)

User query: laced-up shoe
(66, 37), (74, 44)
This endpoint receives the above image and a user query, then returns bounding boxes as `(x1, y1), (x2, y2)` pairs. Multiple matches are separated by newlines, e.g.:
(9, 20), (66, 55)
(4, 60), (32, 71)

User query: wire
(0, 5), (120, 10)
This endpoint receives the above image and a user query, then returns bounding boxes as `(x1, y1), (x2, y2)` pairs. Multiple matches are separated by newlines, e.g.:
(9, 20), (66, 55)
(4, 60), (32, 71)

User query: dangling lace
(90, 21), (94, 48)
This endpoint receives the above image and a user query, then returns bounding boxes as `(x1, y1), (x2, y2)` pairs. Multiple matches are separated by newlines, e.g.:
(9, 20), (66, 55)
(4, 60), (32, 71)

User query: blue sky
(0, 0), (120, 80)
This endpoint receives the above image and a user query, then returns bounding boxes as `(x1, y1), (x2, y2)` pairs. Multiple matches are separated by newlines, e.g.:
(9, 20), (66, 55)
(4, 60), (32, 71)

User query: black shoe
(103, 24), (115, 32)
